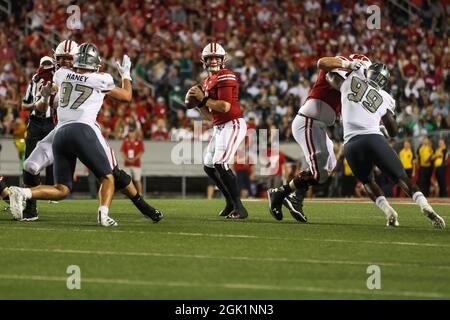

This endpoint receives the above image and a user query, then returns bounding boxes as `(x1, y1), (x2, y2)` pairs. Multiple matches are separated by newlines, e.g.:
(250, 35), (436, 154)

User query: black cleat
(218, 203), (234, 217)
(21, 199), (38, 222)
(144, 208), (164, 223)
(282, 191), (308, 223)
(267, 187), (285, 221)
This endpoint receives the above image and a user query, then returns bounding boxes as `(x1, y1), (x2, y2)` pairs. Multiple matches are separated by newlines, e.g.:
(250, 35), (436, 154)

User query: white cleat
(422, 206), (446, 230)
(8, 187), (26, 221)
(97, 211), (118, 227)
(386, 208), (400, 227)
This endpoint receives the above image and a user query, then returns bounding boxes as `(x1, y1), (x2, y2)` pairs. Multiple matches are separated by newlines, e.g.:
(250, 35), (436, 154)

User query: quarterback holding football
(186, 43), (248, 219)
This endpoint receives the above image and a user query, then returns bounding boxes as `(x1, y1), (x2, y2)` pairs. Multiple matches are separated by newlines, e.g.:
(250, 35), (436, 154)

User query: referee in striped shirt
(21, 56), (56, 220)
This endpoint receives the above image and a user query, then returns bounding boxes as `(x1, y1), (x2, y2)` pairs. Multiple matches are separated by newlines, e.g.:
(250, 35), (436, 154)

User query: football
(184, 85), (203, 109)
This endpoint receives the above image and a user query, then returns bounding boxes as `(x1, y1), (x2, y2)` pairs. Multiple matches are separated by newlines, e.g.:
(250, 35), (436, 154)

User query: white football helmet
(201, 42), (228, 72)
(54, 40), (79, 68)
(332, 54), (372, 80)
(349, 54), (372, 69)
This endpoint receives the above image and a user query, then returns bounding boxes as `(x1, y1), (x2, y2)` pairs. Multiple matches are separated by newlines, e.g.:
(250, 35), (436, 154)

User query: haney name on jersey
(65, 73), (89, 82)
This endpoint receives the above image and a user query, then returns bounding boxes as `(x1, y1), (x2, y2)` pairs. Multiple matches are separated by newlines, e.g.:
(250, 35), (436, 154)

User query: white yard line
(0, 273), (446, 299)
(0, 226), (449, 248)
(1, 246), (450, 271)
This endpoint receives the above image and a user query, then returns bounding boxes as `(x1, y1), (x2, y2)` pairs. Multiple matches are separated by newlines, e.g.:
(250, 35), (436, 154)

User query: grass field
(0, 198), (449, 299)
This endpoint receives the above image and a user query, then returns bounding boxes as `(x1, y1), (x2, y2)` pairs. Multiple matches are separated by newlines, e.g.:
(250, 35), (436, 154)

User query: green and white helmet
(73, 43), (101, 71)
(366, 62), (390, 90)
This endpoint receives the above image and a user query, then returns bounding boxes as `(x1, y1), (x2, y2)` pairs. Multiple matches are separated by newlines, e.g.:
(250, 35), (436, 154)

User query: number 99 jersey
(53, 67), (115, 127)
(340, 68), (396, 144)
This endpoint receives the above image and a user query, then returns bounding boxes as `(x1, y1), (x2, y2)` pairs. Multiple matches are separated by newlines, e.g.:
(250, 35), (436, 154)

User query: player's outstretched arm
(381, 110), (398, 138)
(107, 55), (133, 102)
(318, 57), (363, 72)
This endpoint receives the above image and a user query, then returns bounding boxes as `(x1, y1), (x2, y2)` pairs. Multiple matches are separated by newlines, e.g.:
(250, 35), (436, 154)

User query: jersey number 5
(347, 77), (383, 113)
(60, 82), (93, 109)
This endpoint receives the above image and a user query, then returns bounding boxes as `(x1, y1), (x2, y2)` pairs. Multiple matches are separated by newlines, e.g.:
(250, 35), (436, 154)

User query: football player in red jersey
(189, 43), (248, 219)
(268, 54), (371, 222)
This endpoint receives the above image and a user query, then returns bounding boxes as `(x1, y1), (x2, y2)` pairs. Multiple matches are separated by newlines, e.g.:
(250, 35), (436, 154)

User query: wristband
(198, 96), (209, 108)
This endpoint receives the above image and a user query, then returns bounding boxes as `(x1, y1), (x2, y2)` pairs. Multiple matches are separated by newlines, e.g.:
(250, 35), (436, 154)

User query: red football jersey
(306, 69), (342, 115)
(121, 138), (144, 167)
(306, 54), (369, 116)
(202, 69), (243, 126)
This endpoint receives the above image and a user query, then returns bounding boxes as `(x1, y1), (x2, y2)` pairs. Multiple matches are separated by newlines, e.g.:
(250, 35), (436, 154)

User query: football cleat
(384, 206), (399, 227)
(21, 199), (38, 222)
(226, 205), (248, 220)
(134, 197), (164, 223)
(145, 208), (164, 223)
(97, 211), (118, 227)
(422, 206), (446, 229)
(8, 187), (27, 221)
(267, 187), (285, 221)
(282, 191), (308, 223)
(218, 203), (234, 217)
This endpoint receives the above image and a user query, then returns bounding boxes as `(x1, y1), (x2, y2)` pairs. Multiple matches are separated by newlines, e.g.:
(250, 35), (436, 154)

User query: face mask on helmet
(54, 40), (79, 69)
(204, 56), (224, 72)
(201, 43), (228, 72)
(73, 43), (101, 71)
(366, 64), (390, 90)
(56, 55), (74, 68)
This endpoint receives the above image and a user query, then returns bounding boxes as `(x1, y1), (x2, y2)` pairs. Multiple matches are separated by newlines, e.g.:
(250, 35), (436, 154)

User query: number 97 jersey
(53, 67), (115, 126)
(340, 68), (396, 144)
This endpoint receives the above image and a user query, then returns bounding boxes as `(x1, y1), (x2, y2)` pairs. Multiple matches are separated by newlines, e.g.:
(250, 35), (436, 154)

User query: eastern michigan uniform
(341, 68), (406, 184)
(52, 67), (118, 189)
(203, 69), (247, 167)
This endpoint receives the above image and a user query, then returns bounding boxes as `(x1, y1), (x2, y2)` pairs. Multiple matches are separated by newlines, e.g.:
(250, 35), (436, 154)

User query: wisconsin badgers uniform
(203, 69), (247, 167)
(293, 54), (370, 183)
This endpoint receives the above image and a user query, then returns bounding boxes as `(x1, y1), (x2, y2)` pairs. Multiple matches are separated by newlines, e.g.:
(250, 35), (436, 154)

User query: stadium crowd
(0, 0), (449, 197)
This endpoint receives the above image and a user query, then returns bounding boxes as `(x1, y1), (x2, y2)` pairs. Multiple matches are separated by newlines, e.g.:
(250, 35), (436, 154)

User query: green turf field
(0, 199), (449, 299)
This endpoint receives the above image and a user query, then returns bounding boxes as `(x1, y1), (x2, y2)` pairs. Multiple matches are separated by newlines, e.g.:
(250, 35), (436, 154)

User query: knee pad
(23, 170), (40, 187)
(112, 167), (132, 191)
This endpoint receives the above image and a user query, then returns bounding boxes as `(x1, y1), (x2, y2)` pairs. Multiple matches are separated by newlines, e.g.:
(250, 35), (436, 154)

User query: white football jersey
(340, 68), (395, 144)
(53, 67), (115, 127)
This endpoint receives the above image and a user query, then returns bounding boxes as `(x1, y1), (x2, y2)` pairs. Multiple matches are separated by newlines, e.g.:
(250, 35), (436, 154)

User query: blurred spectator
(399, 140), (415, 179)
(120, 127), (145, 195)
(151, 118), (169, 141)
(432, 138), (448, 197)
(417, 136), (434, 196)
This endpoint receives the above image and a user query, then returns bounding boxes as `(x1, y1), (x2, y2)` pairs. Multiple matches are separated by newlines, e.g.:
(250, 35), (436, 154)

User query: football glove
(116, 54), (132, 81)
(342, 59), (364, 71)
(39, 80), (53, 99)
